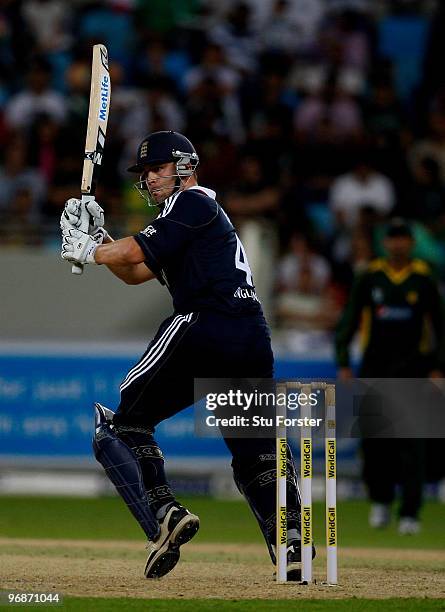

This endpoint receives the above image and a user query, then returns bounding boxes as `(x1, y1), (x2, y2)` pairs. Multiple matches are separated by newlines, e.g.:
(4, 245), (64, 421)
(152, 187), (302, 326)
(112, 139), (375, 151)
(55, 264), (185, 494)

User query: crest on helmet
(140, 141), (148, 159)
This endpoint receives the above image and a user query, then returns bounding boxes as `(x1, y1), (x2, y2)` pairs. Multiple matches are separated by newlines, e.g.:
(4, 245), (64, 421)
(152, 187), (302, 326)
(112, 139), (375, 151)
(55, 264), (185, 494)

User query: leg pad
(93, 403), (160, 540)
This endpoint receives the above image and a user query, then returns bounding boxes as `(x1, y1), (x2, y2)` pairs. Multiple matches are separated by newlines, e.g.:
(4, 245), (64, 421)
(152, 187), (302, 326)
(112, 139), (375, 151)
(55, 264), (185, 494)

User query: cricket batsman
(60, 131), (307, 579)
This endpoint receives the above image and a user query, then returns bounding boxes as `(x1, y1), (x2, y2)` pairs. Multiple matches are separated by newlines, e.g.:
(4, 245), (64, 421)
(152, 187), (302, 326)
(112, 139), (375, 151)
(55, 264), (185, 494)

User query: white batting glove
(60, 198), (107, 236)
(61, 228), (106, 264)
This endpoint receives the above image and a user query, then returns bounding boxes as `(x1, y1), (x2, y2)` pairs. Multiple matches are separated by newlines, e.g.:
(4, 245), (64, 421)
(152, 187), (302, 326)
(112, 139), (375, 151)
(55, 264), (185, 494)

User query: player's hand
(60, 198), (106, 235)
(61, 228), (106, 264)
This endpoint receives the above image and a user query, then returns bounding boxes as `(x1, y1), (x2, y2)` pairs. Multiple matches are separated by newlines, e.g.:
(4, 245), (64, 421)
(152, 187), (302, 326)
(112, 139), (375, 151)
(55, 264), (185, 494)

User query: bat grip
(71, 261), (85, 275)
(71, 195), (94, 275)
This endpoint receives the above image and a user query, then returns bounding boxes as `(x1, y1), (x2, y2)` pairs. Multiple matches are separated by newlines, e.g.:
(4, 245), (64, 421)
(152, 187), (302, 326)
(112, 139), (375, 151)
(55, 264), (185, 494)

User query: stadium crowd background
(1, 0), (445, 329)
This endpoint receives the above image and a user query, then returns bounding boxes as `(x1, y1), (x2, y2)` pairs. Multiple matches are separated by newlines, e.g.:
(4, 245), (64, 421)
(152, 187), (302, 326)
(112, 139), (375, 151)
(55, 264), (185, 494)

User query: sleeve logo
(142, 225), (157, 236)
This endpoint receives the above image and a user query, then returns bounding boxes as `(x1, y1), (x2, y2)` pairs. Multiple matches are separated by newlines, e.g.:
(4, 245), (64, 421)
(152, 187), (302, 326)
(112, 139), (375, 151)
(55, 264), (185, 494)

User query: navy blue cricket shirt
(133, 186), (263, 317)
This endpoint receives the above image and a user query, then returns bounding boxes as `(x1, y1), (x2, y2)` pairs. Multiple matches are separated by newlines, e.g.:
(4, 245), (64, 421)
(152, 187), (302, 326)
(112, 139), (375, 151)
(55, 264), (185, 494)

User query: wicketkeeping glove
(61, 227), (107, 265)
(60, 198), (107, 237)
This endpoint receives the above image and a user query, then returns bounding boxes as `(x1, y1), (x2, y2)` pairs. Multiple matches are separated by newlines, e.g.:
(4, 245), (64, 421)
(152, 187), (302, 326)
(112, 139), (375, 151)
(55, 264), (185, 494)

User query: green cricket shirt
(335, 258), (445, 376)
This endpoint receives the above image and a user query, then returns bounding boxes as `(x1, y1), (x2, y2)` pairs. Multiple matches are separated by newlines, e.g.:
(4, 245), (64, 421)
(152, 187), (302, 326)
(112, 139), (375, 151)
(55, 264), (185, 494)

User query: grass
(0, 496), (444, 550)
(18, 598), (445, 611)
(1, 496), (444, 609)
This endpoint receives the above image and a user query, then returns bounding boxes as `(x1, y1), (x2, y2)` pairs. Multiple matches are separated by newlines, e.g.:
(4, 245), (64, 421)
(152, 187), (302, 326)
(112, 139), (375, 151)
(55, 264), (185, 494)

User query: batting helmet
(127, 130), (199, 175)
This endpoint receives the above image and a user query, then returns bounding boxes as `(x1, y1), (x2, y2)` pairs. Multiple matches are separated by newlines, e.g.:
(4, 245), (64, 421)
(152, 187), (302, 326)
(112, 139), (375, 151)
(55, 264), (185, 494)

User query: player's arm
(63, 231), (155, 284)
(335, 273), (368, 372)
(95, 237), (155, 284)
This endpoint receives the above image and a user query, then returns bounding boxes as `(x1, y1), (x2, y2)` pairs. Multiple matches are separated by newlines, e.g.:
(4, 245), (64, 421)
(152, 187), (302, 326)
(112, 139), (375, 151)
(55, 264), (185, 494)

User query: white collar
(186, 185), (217, 200)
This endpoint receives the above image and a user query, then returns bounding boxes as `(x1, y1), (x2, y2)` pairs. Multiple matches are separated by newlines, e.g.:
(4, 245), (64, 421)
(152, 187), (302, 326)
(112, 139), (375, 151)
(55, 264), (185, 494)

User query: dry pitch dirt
(0, 538), (444, 600)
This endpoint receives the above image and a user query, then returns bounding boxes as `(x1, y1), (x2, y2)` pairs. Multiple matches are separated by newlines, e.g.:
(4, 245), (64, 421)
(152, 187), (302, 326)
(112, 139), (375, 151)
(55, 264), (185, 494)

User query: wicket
(276, 382), (337, 585)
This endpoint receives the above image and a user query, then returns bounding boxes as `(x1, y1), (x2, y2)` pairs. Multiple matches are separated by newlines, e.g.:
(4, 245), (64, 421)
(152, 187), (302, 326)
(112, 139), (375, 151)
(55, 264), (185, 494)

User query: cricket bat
(72, 44), (111, 275)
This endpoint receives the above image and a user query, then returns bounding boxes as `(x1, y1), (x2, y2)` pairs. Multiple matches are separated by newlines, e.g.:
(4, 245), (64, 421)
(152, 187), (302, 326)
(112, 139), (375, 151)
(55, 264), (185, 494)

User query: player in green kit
(335, 218), (445, 534)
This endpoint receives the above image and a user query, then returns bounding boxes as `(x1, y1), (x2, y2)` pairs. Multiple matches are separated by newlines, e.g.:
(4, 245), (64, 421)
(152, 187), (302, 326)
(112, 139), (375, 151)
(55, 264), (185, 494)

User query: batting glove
(60, 198), (107, 236)
(61, 228), (106, 265)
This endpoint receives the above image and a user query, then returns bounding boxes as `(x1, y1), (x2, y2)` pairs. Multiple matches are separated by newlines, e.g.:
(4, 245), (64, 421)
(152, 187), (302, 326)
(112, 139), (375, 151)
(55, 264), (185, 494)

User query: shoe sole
(170, 513), (200, 547)
(144, 543), (180, 579)
(144, 512), (199, 579)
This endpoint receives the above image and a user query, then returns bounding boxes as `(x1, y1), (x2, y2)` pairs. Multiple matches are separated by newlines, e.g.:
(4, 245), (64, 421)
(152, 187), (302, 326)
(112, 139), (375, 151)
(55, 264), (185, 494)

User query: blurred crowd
(1, 0), (445, 327)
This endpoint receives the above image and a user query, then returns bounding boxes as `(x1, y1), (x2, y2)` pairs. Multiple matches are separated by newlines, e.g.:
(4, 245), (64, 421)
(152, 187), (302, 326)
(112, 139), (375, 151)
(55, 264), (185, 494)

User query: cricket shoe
(286, 540), (317, 582)
(398, 517), (420, 535)
(144, 504), (200, 578)
(369, 503), (391, 529)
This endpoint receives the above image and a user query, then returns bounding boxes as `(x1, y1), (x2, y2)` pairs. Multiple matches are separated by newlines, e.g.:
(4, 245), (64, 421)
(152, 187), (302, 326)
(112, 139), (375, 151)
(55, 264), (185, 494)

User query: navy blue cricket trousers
(114, 310), (274, 428)
(113, 309), (301, 552)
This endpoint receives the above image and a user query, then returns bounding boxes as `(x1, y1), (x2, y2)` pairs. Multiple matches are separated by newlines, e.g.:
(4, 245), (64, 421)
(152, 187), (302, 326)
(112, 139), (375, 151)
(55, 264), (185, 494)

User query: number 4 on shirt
(235, 235), (253, 287)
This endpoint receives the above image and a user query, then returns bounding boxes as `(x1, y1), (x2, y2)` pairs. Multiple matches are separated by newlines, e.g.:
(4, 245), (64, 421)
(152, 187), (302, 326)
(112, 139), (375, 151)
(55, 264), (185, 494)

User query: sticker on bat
(99, 75), (110, 121)
(100, 46), (109, 70)
(85, 151), (102, 164)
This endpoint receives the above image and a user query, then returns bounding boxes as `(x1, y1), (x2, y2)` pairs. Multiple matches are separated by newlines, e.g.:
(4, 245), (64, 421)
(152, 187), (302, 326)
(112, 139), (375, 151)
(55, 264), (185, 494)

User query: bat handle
(71, 194), (94, 275)
(71, 262), (84, 275)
